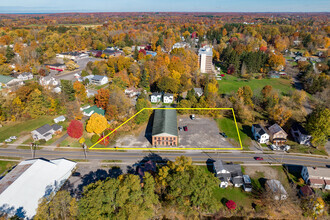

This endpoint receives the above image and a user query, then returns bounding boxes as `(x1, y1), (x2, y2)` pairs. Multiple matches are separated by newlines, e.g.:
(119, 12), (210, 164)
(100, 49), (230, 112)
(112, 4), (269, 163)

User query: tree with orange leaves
(95, 88), (110, 110)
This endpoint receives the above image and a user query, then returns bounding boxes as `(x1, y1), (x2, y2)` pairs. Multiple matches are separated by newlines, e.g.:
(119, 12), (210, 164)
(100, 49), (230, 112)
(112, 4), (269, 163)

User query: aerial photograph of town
(0, 0), (329, 219)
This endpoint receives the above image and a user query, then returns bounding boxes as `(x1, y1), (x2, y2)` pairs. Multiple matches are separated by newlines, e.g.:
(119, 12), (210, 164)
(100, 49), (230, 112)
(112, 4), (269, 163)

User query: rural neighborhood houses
(150, 92), (162, 103)
(290, 123), (312, 146)
(268, 124), (288, 146)
(0, 75), (23, 89)
(213, 160), (243, 188)
(0, 158), (76, 219)
(252, 124), (269, 144)
(90, 75), (108, 85)
(301, 166), (330, 189)
(53, 115), (66, 124)
(31, 124), (63, 141)
(15, 72), (33, 81)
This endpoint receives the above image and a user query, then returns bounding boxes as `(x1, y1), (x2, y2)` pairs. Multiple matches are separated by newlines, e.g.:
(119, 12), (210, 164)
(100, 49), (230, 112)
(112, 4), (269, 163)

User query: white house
(213, 160), (243, 188)
(163, 93), (174, 104)
(16, 72), (33, 81)
(266, 179), (288, 200)
(0, 158), (76, 219)
(39, 76), (59, 87)
(53, 115), (66, 123)
(125, 87), (142, 98)
(150, 92), (162, 103)
(91, 75), (108, 85)
(252, 124), (269, 144)
(31, 124), (63, 141)
(291, 123), (312, 146)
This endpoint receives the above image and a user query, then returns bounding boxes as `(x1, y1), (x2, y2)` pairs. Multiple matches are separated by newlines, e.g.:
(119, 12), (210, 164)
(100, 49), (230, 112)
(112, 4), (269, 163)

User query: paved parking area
(178, 116), (233, 148)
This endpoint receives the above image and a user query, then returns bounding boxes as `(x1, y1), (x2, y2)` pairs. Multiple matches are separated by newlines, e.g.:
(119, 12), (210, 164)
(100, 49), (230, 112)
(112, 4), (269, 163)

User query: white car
(10, 136), (17, 140)
(270, 144), (278, 150)
(5, 138), (12, 143)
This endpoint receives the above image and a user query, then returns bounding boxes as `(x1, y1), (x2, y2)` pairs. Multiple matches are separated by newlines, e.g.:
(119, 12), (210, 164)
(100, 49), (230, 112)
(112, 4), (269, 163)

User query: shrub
(226, 200), (236, 210)
(91, 134), (100, 144)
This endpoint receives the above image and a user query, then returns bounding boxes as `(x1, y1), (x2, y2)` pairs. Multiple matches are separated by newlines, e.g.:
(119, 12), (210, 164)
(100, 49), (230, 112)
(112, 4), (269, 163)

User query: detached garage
(152, 108), (178, 146)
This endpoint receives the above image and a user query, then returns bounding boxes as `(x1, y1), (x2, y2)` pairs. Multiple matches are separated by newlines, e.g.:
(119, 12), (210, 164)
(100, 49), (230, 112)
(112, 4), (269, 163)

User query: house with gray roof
(266, 179), (288, 200)
(252, 124), (269, 144)
(163, 93), (174, 104)
(31, 124), (63, 141)
(213, 160), (243, 188)
(150, 92), (162, 103)
(291, 123), (311, 146)
(152, 108), (178, 146)
(16, 72), (33, 81)
(91, 75), (108, 85)
(0, 75), (23, 90)
(268, 124), (287, 146)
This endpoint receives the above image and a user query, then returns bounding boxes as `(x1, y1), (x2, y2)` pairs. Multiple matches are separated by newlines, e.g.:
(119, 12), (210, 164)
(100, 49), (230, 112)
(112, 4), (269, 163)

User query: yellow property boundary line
(89, 108), (243, 150)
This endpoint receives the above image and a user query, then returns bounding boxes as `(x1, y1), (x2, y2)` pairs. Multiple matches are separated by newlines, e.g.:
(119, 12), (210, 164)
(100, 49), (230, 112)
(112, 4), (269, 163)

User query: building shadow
(144, 111), (154, 144)
(242, 125), (254, 140)
(206, 158), (215, 173)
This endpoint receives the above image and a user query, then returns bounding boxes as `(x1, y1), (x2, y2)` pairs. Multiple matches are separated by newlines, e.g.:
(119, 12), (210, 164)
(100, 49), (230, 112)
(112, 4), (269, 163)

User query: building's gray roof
(306, 167), (330, 179)
(268, 124), (286, 135)
(35, 124), (52, 135)
(194, 87), (203, 94)
(253, 124), (268, 136)
(51, 124), (62, 131)
(152, 108), (178, 137)
(163, 93), (173, 97)
(266, 179), (287, 195)
(92, 75), (106, 81)
(214, 160), (242, 176)
(198, 46), (213, 56)
(232, 176), (244, 185)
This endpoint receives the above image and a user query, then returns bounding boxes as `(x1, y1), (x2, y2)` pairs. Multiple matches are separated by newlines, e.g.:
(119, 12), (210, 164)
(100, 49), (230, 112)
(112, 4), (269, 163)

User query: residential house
(243, 175), (252, 192)
(31, 124), (63, 141)
(194, 88), (204, 97)
(301, 166), (330, 189)
(56, 51), (88, 60)
(53, 115), (66, 123)
(172, 42), (190, 50)
(82, 105), (105, 117)
(198, 45), (213, 73)
(82, 75), (94, 84)
(152, 108), (178, 146)
(16, 72), (33, 81)
(91, 75), (108, 85)
(39, 75), (61, 93)
(150, 92), (162, 103)
(86, 89), (97, 98)
(213, 160), (243, 188)
(102, 48), (124, 57)
(0, 75), (23, 90)
(163, 93), (174, 104)
(252, 124), (269, 144)
(268, 70), (280, 78)
(125, 87), (142, 98)
(291, 123), (312, 146)
(266, 179), (288, 200)
(268, 124), (287, 146)
(0, 158), (76, 219)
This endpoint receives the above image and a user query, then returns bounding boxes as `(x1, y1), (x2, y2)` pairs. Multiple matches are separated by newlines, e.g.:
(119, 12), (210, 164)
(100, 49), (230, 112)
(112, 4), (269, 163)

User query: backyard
(218, 75), (294, 96)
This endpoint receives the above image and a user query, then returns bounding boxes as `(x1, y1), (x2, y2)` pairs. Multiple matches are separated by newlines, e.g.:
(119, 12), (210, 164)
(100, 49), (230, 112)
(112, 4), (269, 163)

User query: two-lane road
(0, 148), (329, 167)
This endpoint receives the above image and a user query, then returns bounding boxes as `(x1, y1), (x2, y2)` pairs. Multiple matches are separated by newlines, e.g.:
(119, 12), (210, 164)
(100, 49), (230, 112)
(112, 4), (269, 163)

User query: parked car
(190, 114), (195, 120)
(178, 127), (183, 131)
(283, 145), (290, 151)
(183, 126), (188, 131)
(270, 144), (278, 150)
(254, 157), (264, 161)
(5, 138), (12, 143)
(10, 136), (17, 140)
(220, 132), (228, 138)
(72, 172), (81, 177)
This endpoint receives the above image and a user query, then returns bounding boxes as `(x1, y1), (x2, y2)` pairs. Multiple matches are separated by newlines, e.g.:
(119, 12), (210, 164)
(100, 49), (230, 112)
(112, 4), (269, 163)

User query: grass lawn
(218, 75), (294, 96)
(213, 187), (253, 209)
(0, 116), (54, 142)
(215, 117), (251, 149)
(287, 140), (328, 156)
(0, 161), (17, 175)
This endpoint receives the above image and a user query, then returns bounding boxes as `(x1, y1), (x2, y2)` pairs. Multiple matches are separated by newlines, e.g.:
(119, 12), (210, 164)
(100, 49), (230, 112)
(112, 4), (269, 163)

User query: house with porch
(252, 124), (269, 144)
(150, 92), (162, 103)
(268, 124), (287, 146)
(31, 124), (63, 141)
(163, 93), (174, 104)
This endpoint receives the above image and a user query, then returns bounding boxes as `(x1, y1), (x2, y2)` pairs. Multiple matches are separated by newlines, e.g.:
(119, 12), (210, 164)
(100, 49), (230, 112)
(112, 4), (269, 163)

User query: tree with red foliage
(67, 120), (83, 139)
(226, 200), (236, 210)
(139, 49), (146, 55)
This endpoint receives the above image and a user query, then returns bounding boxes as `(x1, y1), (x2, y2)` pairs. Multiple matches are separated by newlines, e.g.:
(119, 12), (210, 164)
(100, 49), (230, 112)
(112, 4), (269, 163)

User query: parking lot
(178, 116), (234, 148)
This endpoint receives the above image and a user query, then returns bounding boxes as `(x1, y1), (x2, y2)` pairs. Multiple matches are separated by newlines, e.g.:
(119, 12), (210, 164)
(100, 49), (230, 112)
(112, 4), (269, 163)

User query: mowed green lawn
(218, 75), (294, 95)
(0, 161), (17, 174)
(0, 116), (54, 142)
(216, 117), (251, 149)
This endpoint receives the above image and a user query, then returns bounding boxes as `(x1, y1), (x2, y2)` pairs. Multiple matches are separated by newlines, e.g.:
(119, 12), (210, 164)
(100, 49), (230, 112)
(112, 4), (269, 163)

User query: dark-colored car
(72, 172), (81, 177)
(183, 126), (188, 131)
(220, 132), (228, 138)
(254, 157), (264, 161)
(178, 127), (183, 131)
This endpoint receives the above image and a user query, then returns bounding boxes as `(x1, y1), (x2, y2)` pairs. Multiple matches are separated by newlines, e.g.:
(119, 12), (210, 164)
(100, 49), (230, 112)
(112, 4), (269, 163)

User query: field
(0, 116), (54, 142)
(213, 187), (253, 209)
(215, 117), (251, 149)
(218, 75), (294, 96)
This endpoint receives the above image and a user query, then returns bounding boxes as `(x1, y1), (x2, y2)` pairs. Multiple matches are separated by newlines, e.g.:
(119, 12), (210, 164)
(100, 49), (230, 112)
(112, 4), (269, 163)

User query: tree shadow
(258, 177), (267, 189)
(144, 111), (154, 144)
(137, 153), (169, 167)
(64, 167), (123, 198)
(221, 198), (229, 207)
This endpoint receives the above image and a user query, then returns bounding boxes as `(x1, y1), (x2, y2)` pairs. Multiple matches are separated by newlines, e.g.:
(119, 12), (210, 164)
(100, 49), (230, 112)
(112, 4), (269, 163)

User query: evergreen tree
(5, 46), (15, 62)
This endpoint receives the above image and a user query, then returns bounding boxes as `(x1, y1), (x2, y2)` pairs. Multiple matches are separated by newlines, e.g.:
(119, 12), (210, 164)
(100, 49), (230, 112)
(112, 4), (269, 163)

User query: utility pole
(83, 143), (87, 159)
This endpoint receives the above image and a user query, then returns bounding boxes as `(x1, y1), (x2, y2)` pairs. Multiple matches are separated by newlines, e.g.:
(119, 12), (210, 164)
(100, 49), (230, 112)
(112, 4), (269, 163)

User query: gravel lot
(178, 116), (234, 148)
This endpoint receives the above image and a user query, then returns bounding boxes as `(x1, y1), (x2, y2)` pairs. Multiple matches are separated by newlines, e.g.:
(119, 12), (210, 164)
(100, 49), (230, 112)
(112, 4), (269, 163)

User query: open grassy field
(0, 116), (54, 142)
(218, 75), (294, 96)
(213, 187), (253, 209)
(215, 117), (251, 149)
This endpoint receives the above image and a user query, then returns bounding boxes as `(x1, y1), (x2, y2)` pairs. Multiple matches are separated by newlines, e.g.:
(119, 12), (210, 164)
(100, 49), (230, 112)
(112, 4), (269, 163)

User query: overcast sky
(0, 0), (329, 13)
